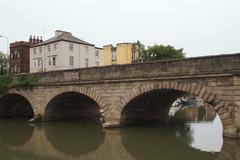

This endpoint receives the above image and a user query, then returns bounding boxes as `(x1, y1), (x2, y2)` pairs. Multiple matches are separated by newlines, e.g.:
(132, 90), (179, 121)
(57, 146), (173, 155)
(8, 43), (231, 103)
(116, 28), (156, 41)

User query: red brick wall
(10, 42), (31, 74)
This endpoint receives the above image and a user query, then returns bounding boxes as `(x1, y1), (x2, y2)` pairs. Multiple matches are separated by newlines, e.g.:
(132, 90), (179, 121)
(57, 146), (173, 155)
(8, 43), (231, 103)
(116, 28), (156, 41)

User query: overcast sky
(0, 0), (239, 57)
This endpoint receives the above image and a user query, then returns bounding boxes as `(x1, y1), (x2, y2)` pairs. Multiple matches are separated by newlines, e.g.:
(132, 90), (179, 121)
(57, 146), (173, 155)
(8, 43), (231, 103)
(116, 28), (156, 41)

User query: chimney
(37, 36), (39, 43)
(29, 35), (32, 43)
(33, 36), (36, 43)
(40, 36), (43, 43)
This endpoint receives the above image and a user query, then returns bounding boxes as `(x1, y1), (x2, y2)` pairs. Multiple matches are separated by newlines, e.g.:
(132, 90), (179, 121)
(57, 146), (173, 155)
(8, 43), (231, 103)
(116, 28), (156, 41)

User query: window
(34, 48), (37, 55)
(39, 47), (42, 53)
(14, 50), (17, 58)
(17, 52), (20, 58)
(52, 57), (56, 66)
(14, 65), (17, 72)
(17, 66), (20, 73)
(54, 43), (57, 51)
(85, 58), (89, 67)
(132, 51), (137, 62)
(48, 57), (51, 66)
(10, 52), (13, 59)
(95, 50), (99, 57)
(37, 59), (41, 67)
(34, 60), (37, 67)
(48, 45), (51, 52)
(96, 61), (99, 66)
(69, 56), (74, 66)
(69, 43), (74, 51)
(112, 50), (117, 61)
(85, 46), (89, 52)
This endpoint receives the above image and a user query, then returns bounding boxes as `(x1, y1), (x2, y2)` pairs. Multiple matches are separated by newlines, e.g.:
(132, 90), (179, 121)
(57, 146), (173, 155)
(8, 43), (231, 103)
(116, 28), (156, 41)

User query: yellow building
(103, 43), (139, 65)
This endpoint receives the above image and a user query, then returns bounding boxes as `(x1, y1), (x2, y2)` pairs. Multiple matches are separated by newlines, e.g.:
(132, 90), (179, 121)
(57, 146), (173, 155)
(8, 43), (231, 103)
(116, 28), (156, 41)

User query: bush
(0, 74), (39, 94)
(0, 76), (13, 93)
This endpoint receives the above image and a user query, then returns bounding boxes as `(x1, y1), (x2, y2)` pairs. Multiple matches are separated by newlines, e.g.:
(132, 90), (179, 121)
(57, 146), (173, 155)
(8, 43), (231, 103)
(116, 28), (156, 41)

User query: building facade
(0, 52), (9, 75)
(103, 43), (139, 66)
(10, 36), (41, 74)
(30, 30), (103, 73)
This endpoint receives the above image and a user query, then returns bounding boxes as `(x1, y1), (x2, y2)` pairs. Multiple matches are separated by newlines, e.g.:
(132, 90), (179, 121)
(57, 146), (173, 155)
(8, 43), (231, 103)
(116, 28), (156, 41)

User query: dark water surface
(0, 116), (238, 160)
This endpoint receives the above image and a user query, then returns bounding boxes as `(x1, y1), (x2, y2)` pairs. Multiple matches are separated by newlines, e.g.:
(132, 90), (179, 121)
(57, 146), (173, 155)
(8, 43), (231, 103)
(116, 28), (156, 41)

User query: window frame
(69, 56), (74, 66)
(84, 58), (89, 67)
(52, 57), (56, 66)
(69, 43), (74, 51)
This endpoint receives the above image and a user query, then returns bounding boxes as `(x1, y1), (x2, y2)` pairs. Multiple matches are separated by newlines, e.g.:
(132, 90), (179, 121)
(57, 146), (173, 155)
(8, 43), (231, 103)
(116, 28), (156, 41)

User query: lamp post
(0, 35), (9, 55)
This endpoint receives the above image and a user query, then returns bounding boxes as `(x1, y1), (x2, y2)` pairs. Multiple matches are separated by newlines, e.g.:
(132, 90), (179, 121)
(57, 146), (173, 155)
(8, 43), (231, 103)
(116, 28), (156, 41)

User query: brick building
(10, 36), (42, 74)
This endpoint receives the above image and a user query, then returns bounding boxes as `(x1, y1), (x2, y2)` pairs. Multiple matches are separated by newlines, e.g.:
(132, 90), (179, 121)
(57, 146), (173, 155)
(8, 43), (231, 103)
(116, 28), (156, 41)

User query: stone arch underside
(120, 89), (185, 126)
(112, 81), (236, 137)
(0, 91), (35, 119)
(42, 86), (105, 121)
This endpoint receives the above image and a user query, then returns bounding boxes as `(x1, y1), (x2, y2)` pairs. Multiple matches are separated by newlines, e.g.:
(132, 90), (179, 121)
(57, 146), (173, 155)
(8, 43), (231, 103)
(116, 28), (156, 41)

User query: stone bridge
(1, 53), (240, 138)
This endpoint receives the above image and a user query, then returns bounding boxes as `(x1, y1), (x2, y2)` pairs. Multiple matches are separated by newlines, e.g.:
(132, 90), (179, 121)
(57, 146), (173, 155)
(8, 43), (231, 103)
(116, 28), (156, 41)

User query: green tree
(136, 41), (147, 62)
(137, 41), (185, 62)
(0, 52), (9, 75)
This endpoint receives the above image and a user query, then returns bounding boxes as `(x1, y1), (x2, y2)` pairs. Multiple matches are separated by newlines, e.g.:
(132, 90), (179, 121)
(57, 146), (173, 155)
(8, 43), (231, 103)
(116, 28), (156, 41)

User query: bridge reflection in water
(0, 118), (238, 160)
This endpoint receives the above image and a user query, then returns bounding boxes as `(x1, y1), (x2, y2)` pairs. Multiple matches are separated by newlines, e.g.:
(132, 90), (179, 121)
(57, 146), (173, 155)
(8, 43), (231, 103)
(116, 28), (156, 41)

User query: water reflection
(121, 125), (217, 160)
(44, 120), (104, 156)
(190, 116), (223, 152)
(0, 118), (238, 160)
(0, 119), (33, 147)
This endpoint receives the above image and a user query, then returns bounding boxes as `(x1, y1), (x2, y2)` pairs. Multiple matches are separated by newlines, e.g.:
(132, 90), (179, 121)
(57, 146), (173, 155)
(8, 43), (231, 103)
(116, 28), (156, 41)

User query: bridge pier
(103, 109), (121, 128)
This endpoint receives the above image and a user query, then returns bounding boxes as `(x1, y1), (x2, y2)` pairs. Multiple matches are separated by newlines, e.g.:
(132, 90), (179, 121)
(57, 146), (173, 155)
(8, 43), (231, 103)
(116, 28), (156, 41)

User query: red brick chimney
(29, 35), (33, 43)
(40, 36), (43, 43)
(37, 36), (39, 43)
(33, 36), (36, 44)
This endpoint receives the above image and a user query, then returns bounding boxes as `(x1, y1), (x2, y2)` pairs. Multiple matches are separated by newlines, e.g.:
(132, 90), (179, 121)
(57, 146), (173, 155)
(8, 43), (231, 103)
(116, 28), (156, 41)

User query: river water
(0, 113), (238, 160)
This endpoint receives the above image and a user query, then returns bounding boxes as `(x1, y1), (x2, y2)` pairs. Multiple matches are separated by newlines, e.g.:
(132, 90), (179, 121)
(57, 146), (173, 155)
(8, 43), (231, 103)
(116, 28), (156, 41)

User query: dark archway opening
(0, 94), (34, 119)
(120, 89), (223, 159)
(44, 92), (101, 121)
(121, 89), (185, 126)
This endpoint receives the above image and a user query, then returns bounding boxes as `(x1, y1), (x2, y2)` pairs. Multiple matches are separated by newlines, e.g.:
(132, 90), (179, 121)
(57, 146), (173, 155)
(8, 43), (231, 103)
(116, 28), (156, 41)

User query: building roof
(95, 47), (103, 50)
(31, 30), (94, 47)
(10, 41), (32, 47)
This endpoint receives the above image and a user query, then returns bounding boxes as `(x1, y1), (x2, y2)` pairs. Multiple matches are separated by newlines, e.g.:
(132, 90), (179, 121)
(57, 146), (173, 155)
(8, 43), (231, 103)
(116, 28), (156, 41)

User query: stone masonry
(1, 53), (240, 138)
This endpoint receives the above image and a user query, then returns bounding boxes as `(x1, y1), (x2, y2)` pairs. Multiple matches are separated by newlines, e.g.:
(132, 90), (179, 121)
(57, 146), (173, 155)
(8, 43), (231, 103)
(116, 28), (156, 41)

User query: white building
(30, 30), (103, 73)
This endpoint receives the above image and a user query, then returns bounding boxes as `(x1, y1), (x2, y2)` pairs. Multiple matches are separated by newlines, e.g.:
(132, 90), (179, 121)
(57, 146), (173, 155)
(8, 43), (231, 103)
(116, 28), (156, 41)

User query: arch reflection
(0, 119), (33, 147)
(0, 120), (239, 160)
(44, 120), (104, 156)
(120, 124), (219, 160)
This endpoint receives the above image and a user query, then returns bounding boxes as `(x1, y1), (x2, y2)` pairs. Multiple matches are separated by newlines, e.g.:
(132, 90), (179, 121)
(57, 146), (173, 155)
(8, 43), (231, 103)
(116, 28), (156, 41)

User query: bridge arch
(115, 81), (235, 136)
(43, 86), (105, 121)
(0, 91), (35, 119)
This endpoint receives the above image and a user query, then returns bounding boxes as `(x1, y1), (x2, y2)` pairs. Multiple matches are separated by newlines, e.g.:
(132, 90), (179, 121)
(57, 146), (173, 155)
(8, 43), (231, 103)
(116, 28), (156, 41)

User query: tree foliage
(137, 41), (185, 62)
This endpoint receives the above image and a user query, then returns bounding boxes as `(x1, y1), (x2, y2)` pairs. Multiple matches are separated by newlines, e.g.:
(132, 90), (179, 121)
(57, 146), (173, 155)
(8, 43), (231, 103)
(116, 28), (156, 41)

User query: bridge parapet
(9, 53), (240, 85)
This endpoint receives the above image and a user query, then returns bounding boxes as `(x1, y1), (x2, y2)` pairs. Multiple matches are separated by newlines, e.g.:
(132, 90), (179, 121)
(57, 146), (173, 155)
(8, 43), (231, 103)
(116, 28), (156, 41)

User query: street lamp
(0, 35), (9, 55)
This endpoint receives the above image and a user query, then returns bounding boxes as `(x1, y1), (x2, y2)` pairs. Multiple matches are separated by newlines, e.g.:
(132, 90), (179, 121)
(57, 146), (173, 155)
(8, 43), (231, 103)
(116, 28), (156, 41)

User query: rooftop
(32, 30), (94, 47)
